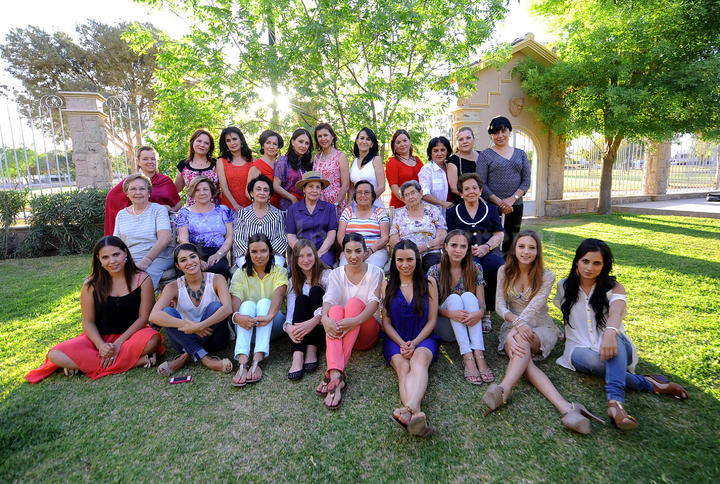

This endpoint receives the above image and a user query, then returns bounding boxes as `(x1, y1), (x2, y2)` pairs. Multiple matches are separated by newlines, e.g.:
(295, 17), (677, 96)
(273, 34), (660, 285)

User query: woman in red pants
(316, 233), (383, 409)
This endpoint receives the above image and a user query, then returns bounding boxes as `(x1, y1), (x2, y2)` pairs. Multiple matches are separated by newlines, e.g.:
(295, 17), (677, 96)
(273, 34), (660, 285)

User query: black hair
(390, 129), (413, 158)
(243, 233), (275, 276)
(342, 232), (366, 252)
(287, 128), (314, 172)
(385, 239), (428, 317)
(488, 116), (513, 135)
(219, 126), (253, 162)
(457, 172), (483, 193)
(353, 180), (377, 203)
(247, 174), (275, 197)
(314, 122), (338, 149)
(88, 236), (136, 303)
(353, 127), (379, 167)
(259, 130), (284, 154)
(426, 136), (452, 161)
(561, 238), (617, 330)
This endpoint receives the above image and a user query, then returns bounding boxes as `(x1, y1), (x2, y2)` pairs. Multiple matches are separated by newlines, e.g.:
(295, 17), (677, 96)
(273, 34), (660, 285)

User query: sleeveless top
(177, 159), (220, 206)
(350, 157), (384, 208)
(219, 157), (252, 209)
(251, 158), (281, 207)
(388, 288), (429, 342)
(314, 149), (348, 216)
(175, 272), (220, 322)
(93, 275), (144, 335)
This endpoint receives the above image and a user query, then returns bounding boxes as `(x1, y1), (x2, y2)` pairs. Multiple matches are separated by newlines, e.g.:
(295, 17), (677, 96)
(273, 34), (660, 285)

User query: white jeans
(436, 292), (485, 355)
(233, 298), (284, 358)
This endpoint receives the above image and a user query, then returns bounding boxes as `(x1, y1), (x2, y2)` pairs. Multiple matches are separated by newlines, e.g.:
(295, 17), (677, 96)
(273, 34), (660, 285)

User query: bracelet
(232, 311), (241, 323)
(605, 326), (618, 333)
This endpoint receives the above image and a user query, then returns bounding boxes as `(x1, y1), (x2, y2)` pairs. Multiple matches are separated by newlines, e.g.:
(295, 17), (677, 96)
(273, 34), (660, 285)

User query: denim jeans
(571, 332), (652, 402)
(163, 301), (229, 361)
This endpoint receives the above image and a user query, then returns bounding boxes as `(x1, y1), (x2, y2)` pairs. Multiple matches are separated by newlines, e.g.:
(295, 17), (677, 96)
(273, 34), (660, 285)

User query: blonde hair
(187, 175), (217, 198)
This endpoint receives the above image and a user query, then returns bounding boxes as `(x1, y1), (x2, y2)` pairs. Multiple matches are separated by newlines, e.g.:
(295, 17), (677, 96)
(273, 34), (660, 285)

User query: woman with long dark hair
(349, 127), (385, 208)
(150, 243), (234, 376)
(26, 236), (162, 382)
(274, 128), (314, 211)
(313, 122), (350, 218)
(383, 239), (439, 437)
(428, 230), (492, 385)
(217, 126), (253, 211)
(555, 238), (688, 430)
(229, 234), (287, 386)
(284, 239), (331, 380)
(482, 231), (603, 434)
(175, 128), (219, 206)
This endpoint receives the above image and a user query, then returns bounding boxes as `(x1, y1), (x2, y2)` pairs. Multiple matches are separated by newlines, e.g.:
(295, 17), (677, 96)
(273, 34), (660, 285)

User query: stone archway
(450, 33), (564, 216)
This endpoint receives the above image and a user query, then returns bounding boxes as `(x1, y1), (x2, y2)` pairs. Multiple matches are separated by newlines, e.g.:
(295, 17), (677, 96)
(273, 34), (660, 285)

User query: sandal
(482, 383), (506, 416)
(231, 363), (249, 387)
(463, 355), (483, 385)
(644, 374), (689, 400)
(561, 403), (605, 435)
(157, 354), (187, 377)
(325, 376), (345, 410)
(607, 400), (639, 430)
(392, 407), (412, 431)
(63, 368), (79, 377)
(303, 360), (319, 373)
(144, 353), (157, 369)
(482, 314), (492, 333)
(207, 356), (233, 374)
(246, 360), (263, 383)
(476, 354), (494, 383)
(408, 412), (435, 437)
(316, 376), (331, 396)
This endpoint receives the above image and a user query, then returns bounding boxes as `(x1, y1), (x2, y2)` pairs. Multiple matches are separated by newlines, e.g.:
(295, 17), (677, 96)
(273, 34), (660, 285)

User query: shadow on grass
(603, 213), (720, 240)
(538, 231), (720, 279)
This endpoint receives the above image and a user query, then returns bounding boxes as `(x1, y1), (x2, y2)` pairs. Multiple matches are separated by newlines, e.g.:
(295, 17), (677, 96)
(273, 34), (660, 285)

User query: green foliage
(0, 189), (29, 258)
(517, 0), (720, 212)
(128, 0), (509, 161)
(18, 188), (108, 257)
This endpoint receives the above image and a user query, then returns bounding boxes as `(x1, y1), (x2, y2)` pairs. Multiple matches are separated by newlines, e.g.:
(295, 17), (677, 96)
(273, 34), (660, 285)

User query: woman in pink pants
(316, 232), (383, 409)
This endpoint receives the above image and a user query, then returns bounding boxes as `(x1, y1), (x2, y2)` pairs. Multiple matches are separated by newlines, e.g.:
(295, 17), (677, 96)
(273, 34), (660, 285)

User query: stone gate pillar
(642, 141), (671, 195)
(60, 92), (113, 188)
(546, 133), (566, 200)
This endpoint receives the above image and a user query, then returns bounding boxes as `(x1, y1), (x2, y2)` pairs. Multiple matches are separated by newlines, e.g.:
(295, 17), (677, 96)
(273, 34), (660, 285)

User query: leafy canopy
(129, 0), (509, 167)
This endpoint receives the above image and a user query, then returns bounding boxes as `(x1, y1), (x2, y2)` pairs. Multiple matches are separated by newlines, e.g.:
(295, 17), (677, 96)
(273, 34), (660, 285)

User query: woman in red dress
(385, 129), (423, 209)
(217, 126), (254, 212)
(104, 145), (181, 235)
(25, 236), (164, 382)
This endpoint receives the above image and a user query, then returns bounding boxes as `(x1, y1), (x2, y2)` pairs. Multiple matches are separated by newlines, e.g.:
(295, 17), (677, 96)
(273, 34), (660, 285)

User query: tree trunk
(597, 135), (623, 214)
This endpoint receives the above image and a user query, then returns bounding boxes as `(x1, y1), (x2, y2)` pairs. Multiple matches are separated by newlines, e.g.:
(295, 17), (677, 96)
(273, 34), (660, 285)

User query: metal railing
(668, 136), (719, 192)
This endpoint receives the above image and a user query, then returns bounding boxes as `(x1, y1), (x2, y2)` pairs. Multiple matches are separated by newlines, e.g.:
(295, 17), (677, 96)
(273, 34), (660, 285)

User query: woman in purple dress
(382, 239), (439, 437)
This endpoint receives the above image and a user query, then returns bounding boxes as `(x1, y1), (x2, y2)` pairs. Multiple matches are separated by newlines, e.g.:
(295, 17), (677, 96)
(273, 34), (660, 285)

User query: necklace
(130, 204), (149, 216)
(401, 283), (411, 287)
(398, 155), (414, 165)
(185, 277), (206, 305)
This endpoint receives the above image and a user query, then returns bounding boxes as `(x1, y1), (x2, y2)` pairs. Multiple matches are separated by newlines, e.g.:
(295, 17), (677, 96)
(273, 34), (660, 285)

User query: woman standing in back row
(175, 129), (220, 206)
(313, 123), (350, 218)
(385, 129), (422, 210)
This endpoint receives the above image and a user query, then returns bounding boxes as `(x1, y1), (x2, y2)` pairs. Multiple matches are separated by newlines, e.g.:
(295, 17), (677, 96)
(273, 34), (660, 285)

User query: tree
(516, 0), (720, 213)
(130, 0), (509, 161)
(1, 21), (164, 162)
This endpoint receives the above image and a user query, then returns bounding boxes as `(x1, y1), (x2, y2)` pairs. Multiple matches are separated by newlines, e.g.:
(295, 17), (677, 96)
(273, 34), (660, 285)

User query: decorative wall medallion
(509, 96), (525, 117)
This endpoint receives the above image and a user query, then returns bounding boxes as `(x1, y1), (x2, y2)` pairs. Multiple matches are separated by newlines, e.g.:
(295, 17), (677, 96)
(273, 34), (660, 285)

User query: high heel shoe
(482, 383), (506, 416)
(607, 400), (639, 430)
(561, 403), (605, 435)
(644, 374), (689, 400)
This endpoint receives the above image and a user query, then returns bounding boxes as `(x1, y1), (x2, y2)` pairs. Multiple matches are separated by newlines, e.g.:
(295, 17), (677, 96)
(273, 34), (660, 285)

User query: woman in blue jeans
(554, 238), (688, 430)
(150, 243), (234, 376)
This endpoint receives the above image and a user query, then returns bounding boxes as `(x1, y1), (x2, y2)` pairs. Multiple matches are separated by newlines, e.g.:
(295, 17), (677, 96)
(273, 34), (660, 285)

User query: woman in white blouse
(555, 238), (688, 430)
(483, 231), (602, 434)
(316, 233), (383, 410)
(418, 136), (453, 211)
(349, 127), (385, 208)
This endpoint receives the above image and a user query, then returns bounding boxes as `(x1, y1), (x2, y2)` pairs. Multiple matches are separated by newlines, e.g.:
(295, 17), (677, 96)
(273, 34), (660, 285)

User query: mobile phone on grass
(169, 375), (192, 384)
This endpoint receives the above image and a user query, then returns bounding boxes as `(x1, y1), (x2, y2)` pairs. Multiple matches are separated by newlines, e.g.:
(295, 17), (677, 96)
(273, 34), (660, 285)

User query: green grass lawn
(2, 213), (719, 482)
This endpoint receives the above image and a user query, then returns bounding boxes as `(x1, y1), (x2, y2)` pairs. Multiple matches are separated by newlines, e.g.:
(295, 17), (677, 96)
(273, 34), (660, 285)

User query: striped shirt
(339, 206), (389, 245)
(233, 204), (288, 261)
(114, 202), (171, 260)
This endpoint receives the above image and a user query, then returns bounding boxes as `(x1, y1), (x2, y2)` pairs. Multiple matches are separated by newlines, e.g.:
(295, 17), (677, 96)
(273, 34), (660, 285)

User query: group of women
(27, 117), (688, 439)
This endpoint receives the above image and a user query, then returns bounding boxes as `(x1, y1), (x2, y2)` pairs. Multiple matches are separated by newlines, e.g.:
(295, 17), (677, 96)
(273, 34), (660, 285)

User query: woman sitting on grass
(482, 231), (603, 434)
(555, 238), (689, 430)
(149, 243), (234, 376)
(26, 236), (163, 383)
(229, 234), (288, 386)
(383, 239), (439, 437)
(428, 230), (493, 385)
(316, 233), (383, 410)
(284, 239), (331, 381)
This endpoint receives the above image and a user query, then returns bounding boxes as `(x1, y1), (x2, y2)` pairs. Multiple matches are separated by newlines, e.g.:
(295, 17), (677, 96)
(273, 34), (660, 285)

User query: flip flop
(246, 360), (263, 384)
(325, 377), (345, 410)
(144, 353), (157, 368)
(392, 407), (412, 431)
(408, 412), (435, 437)
(316, 376), (331, 396)
(231, 364), (249, 387)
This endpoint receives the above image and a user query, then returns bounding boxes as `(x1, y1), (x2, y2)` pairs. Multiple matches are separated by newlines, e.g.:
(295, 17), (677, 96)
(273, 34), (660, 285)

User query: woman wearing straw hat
(287, 171), (339, 267)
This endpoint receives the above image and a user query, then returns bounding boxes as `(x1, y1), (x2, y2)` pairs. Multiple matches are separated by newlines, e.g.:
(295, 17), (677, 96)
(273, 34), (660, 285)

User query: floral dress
(177, 160), (219, 206)
(313, 149), (347, 217)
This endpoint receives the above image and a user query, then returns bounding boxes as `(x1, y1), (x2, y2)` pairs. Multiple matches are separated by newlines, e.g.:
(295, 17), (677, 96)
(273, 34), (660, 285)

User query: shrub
(18, 188), (108, 257)
(0, 189), (29, 258)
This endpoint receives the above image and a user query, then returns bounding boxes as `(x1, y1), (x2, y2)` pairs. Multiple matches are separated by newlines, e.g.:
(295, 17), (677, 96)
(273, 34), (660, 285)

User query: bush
(0, 189), (29, 258)
(18, 188), (108, 257)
